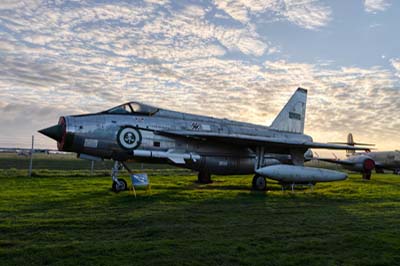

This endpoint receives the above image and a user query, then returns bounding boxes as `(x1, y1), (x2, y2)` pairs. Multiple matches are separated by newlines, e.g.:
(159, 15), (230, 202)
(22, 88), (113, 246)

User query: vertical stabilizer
(346, 133), (355, 157)
(270, 88), (307, 134)
(347, 133), (355, 145)
(329, 133), (374, 157)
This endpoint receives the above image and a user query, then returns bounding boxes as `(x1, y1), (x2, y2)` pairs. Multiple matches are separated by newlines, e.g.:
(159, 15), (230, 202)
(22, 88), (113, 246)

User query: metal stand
(121, 162), (137, 197)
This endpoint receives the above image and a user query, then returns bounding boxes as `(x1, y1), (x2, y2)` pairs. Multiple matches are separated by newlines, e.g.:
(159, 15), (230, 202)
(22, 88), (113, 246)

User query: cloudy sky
(0, 0), (399, 154)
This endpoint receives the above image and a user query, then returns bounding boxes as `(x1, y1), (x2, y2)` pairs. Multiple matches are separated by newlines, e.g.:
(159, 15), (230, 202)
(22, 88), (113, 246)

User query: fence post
(28, 135), (34, 177)
(90, 160), (94, 175)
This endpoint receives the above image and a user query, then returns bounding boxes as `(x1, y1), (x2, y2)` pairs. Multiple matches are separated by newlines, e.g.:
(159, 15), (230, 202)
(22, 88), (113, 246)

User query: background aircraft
(317, 133), (400, 179)
(39, 88), (364, 192)
(0, 147), (51, 156)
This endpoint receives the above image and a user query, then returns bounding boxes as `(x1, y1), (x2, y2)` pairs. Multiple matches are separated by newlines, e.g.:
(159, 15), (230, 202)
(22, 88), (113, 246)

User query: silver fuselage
(60, 108), (312, 175)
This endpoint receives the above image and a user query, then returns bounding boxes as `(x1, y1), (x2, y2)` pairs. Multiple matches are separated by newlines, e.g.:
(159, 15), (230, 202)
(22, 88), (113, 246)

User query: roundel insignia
(117, 127), (142, 150)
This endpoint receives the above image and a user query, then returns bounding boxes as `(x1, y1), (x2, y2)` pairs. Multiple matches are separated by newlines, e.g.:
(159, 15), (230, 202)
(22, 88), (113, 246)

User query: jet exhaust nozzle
(38, 124), (63, 142)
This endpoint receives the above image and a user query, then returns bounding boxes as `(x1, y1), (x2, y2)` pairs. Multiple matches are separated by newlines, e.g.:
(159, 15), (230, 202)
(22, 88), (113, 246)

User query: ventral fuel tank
(256, 165), (347, 183)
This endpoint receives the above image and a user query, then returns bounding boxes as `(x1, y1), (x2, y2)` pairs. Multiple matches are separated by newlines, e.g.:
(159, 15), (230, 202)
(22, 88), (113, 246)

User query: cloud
(364, 0), (390, 13)
(283, 0), (332, 30)
(140, 4), (269, 57)
(214, 0), (332, 30)
(390, 58), (400, 78)
(1, 55), (399, 149)
(0, 0), (41, 10)
(0, 1), (399, 151)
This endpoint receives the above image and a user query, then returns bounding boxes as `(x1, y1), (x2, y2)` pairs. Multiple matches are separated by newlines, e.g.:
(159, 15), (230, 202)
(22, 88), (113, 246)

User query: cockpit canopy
(104, 102), (159, 116)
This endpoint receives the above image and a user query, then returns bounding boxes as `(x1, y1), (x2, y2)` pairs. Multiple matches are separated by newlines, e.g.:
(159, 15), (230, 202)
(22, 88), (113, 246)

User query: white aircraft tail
(270, 88), (307, 134)
(346, 133), (356, 156)
(346, 133), (375, 156)
(330, 133), (374, 157)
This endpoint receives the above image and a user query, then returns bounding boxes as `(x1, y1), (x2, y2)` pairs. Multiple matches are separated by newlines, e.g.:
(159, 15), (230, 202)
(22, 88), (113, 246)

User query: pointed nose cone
(38, 125), (63, 142)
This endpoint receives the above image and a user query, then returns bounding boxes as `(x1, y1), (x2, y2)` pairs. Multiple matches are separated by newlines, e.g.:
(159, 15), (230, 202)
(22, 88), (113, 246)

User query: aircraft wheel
(394, 169), (400, 175)
(252, 175), (266, 191)
(362, 172), (371, 180)
(197, 171), (212, 184)
(112, 178), (127, 193)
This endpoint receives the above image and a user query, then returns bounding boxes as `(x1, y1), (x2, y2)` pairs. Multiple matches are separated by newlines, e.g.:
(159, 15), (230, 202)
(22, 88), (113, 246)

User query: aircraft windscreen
(106, 104), (132, 114)
(105, 102), (158, 115)
(129, 102), (158, 115)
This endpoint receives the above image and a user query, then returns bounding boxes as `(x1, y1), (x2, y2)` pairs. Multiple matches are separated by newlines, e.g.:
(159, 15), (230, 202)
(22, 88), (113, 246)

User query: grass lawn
(0, 169), (399, 266)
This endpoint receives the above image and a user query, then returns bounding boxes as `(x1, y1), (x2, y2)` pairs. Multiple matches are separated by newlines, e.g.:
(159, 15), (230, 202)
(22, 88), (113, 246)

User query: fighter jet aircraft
(318, 133), (400, 179)
(39, 88), (364, 192)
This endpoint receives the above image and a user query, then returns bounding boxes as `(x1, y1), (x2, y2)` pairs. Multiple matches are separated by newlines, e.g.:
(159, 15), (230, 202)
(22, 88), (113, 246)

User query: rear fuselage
(351, 151), (400, 171)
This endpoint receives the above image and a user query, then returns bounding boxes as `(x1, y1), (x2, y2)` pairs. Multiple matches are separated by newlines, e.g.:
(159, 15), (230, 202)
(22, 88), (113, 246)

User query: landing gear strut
(111, 161), (128, 193)
(252, 174), (266, 191)
(252, 147), (267, 191)
(197, 171), (212, 184)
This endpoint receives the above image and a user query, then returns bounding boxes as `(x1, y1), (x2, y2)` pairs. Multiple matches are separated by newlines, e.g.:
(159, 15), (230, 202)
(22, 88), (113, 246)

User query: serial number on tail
(289, 112), (301, 120)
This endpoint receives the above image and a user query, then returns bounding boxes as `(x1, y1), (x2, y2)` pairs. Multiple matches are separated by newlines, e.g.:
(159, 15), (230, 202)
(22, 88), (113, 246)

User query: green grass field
(0, 156), (399, 265)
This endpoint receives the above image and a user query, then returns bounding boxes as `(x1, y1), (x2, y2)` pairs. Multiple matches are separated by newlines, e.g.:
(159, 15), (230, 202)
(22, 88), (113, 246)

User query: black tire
(197, 171), (212, 184)
(362, 172), (371, 180)
(112, 178), (127, 193)
(252, 175), (266, 191)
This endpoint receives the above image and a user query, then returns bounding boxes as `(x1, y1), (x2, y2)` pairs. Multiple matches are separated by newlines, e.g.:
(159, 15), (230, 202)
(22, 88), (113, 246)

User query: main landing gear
(252, 174), (266, 191)
(362, 171), (372, 180)
(252, 147), (267, 191)
(111, 161), (128, 193)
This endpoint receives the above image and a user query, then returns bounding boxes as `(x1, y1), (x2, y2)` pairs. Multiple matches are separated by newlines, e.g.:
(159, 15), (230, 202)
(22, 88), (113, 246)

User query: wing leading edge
(140, 128), (366, 151)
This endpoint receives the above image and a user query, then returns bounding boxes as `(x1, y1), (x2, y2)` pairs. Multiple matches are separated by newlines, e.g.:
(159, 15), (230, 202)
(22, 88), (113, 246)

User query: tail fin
(270, 88), (307, 134)
(330, 133), (374, 157)
(346, 132), (375, 156)
(346, 133), (356, 157)
(347, 133), (355, 145)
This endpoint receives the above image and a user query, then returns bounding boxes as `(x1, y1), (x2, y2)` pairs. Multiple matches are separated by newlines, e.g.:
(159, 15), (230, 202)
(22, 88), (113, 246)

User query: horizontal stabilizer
(329, 142), (375, 147)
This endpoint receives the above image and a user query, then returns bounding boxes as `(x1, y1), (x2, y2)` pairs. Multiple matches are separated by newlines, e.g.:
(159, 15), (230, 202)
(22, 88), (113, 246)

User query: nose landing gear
(111, 161), (128, 193)
(112, 178), (127, 192)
